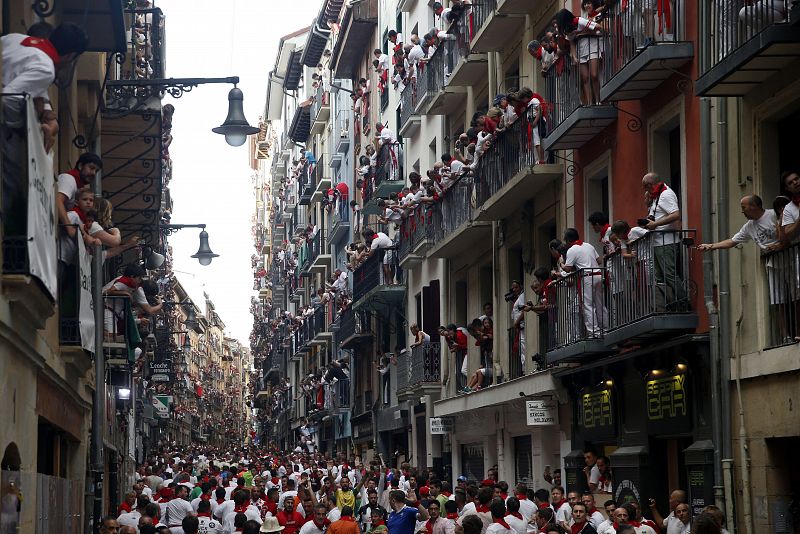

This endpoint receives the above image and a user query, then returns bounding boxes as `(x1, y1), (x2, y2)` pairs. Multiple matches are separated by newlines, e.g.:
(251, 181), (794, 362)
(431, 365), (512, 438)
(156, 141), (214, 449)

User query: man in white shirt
(373, 49), (392, 72)
(503, 498), (527, 534)
(118, 495), (149, 530)
(562, 228), (607, 338)
(510, 280), (527, 371)
(56, 153), (103, 229)
(197, 500), (223, 534)
(649, 490), (690, 534)
(485, 501), (515, 534)
(363, 228), (395, 284)
(222, 491), (263, 533)
(508, 485), (535, 522)
(580, 494), (605, 530)
(165, 485), (194, 533)
(642, 172), (686, 308)
(550, 487), (571, 530)
(780, 171), (800, 240)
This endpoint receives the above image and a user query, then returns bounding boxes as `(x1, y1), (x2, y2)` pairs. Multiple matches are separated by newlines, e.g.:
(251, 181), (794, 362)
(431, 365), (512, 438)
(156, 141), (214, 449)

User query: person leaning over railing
(698, 193), (794, 342)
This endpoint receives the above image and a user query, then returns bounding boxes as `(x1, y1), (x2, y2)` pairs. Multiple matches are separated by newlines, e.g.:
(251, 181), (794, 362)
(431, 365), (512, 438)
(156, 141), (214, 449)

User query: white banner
(526, 400), (559, 426)
(429, 416), (454, 434)
(77, 236), (95, 353)
(24, 96), (57, 300)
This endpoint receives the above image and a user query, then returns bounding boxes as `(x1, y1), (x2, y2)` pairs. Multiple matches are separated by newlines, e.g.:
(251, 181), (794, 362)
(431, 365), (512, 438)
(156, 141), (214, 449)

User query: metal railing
(546, 268), (608, 352)
(396, 350), (411, 392)
(762, 242), (800, 348)
(605, 230), (695, 329)
(475, 114), (537, 207)
(123, 8), (165, 81)
(338, 307), (370, 340)
(399, 80), (417, 131)
(330, 192), (351, 231)
(700, 0), (791, 72)
(470, 0), (497, 40)
(374, 143), (401, 191)
(335, 379), (351, 408)
(409, 341), (442, 386)
(543, 59), (584, 131)
(399, 205), (442, 262)
(352, 245), (402, 303)
(299, 161), (316, 205)
(454, 348), (467, 393)
(604, 0), (685, 84)
(380, 85), (389, 111)
(431, 177), (473, 244)
(311, 83), (329, 120)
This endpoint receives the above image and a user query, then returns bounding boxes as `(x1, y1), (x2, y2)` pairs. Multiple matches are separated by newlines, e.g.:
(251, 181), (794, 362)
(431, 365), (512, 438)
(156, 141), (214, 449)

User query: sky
(160, 0), (319, 343)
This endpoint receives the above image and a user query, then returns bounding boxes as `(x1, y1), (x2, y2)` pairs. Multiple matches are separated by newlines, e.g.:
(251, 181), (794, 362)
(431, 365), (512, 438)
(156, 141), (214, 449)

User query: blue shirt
(387, 506), (418, 534)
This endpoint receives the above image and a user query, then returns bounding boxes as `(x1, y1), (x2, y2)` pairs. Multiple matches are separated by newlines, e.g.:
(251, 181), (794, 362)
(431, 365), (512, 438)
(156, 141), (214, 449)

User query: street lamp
(212, 87), (260, 146)
(105, 76), (259, 145)
(162, 224), (219, 266)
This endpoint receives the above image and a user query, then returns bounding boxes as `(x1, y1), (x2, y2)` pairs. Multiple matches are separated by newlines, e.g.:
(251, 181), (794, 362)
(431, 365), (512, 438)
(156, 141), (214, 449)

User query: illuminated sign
(578, 387), (615, 441)
(645, 371), (691, 434)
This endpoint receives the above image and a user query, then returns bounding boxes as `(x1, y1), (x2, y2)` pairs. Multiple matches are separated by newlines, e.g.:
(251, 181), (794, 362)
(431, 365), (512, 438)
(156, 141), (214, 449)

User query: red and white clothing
(486, 519), (516, 534)
(222, 505), (263, 533)
(165, 498), (194, 532)
(564, 241), (607, 337)
(504, 513), (527, 534)
(647, 183), (680, 244)
(1, 34), (57, 101)
(197, 513), (223, 534)
(507, 495), (536, 522)
(554, 501), (572, 526)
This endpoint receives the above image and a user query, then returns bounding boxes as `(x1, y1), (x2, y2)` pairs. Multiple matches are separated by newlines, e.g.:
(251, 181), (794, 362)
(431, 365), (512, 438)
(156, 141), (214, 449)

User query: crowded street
(2, 0), (800, 533)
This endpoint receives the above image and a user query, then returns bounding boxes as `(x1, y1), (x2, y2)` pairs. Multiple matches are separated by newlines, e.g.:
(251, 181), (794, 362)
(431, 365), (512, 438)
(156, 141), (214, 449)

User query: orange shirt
(329, 517), (361, 534)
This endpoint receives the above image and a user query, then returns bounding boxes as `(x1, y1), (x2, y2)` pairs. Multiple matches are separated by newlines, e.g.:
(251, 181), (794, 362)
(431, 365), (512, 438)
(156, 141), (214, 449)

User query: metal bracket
(104, 77), (239, 118)
(611, 102), (643, 132)
(550, 151), (580, 177)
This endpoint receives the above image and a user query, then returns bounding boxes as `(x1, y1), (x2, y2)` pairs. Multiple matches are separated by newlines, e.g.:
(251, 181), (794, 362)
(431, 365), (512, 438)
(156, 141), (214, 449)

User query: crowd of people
(101, 445), (729, 534)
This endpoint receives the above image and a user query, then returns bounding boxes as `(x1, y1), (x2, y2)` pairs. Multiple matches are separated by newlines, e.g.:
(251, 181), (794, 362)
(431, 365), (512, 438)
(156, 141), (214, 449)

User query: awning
(288, 106), (312, 144)
(321, 0), (346, 25)
(301, 22), (331, 68)
(331, 0), (378, 79)
(285, 50), (304, 91)
(61, 0), (126, 53)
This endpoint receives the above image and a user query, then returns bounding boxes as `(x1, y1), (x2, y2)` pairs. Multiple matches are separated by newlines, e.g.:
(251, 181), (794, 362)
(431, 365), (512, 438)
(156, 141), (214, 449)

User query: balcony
(544, 269), (613, 364)
(363, 143), (403, 215)
(445, 17), (489, 88)
(603, 230), (698, 346)
(469, 0), (525, 54)
(473, 114), (563, 221)
(328, 196), (351, 244)
(299, 163), (315, 206)
(397, 342), (442, 400)
(333, 379), (351, 410)
(300, 230), (331, 275)
(123, 7), (166, 81)
(311, 84), (331, 136)
(1, 95), (57, 330)
(399, 81), (421, 137)
(311, 156), (331, 204)
(255, 378), (270, 401)
(428, 178), (492, 259)
(600, 0), (694, 102)
(352, 250), (405, 312)
(334, 109), (351, 154)
(763, 243), (800, 348)
(398, 205), (442, 267)
(338, 307), (373, 349)
(331, 0), (379, 79)
(417, 32), (468, 116)
(696, 0), (800, 96)
(542, 61), (617, 151)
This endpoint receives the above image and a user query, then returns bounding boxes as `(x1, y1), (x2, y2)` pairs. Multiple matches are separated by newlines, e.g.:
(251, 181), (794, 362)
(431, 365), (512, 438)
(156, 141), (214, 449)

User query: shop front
(560, 336), (715, 513)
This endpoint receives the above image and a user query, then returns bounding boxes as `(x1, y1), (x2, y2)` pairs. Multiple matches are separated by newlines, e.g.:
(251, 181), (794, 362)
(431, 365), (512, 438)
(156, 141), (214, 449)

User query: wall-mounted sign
(578, 387), (615, 441)
(152, 395), (172, 419)
(645, 371), (691, 434)
(149, 360), (173, 383)
(526, 400), (558, 426)
(430, 417), (454, 434)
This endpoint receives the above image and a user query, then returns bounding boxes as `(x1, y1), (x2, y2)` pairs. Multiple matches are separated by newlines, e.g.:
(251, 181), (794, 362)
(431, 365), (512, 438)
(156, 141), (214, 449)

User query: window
(585, 169), (609, 241)
(651, 115), (683, 206)
(455, 280), (468, 328)
(514, 435), (534, 488)
(461, 443), (485, 482)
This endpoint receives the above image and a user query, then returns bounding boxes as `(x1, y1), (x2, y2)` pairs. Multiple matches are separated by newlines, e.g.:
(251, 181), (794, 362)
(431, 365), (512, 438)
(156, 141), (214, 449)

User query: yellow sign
(646, 373), (687, 420)
(581, 389), (613, 428)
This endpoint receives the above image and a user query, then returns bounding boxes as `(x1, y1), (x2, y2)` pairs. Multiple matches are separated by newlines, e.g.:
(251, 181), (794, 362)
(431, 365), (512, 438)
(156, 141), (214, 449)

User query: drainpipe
(716, 97), (736, 533)
(91, 147), (105, 532)
(699, 97), (723, 509)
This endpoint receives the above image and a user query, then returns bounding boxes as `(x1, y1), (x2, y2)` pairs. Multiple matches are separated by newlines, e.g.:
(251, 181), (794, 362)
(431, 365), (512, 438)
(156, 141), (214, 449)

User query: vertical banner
(77, 236), (95, 353)
(24, 96), (57, 299)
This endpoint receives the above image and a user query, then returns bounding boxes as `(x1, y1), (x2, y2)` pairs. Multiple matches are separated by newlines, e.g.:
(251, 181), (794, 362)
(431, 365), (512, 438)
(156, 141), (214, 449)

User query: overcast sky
(160, 0), (319, 343)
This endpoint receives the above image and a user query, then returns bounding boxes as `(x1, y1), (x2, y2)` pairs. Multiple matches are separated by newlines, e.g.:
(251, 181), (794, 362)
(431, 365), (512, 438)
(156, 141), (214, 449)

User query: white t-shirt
(385, 207), (403, 224)
(164, 498), (194, 527)
(732, 209), (778, 250)
(198, 515), (224, 534)
(192, 497), (219, 515)
(57, 172), (83, 210)
(370, 232), (393, 250)
(555, 502), (572, 525)
(618, 227), (649, 252)
(58, 210), (103, 264)
(379, 127), (397, 145)
(648, 184), (681, 244)
(505, 514), (528, 534)
(565, 242), (601, 271)
(513, 497), (536, 522)
(486, 522), (514, 534)
(408, 45), (425, 65)
(332, 271), (348, 291)
(449, 160), (465, 175)
(222, 505), (262, 532)
(117, 510), (141, 529)
(377, 53), (392, 72)
(300, 520), (327, 534)
(502, 105), (519, 126)
(587, 510), (605, 530)
(1, 34), (56, 100)
(664, 513), (691, 534)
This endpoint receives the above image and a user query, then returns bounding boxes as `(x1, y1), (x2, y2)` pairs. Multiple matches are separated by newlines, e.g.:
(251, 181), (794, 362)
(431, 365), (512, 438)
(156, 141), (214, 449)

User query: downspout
(699, 97), (723, 509)
(91, 143), (106, 533)
(716, 97), (735, 528)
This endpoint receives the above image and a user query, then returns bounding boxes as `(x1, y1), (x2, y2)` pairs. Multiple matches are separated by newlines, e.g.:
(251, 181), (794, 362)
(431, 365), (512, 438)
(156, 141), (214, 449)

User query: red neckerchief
(234, 500), (250, 513)
(537, 502), (550, 509)
(792, 194), (800, 206)
(116, 276), (138, 288)
(65, 168), (85, 188)
(587, 508), (598, 516)
(572, 523), (586, 534)
(425, 518), (436, 534)
(600, 224), (610, 238)
(652, 182), (668, 197)
(340, 516), (355, 522)
(201, 494), (211, 501)
(198, 512), (212, 517)
(119, 502), (132, 513)
(494, 518), (512, 530)
(554, 500), (567, 509)
(70, 205), (90, 228)
(20, 36), (60, 66)
(216, 498), (226, 505)
(501, 493), (508, 500)
(446, 513), (458, 520)
(476, 504), (490, 513)
(442, 492), (452, 498)
(507, 512), (523, 520)
(516, 494), (528, 501)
